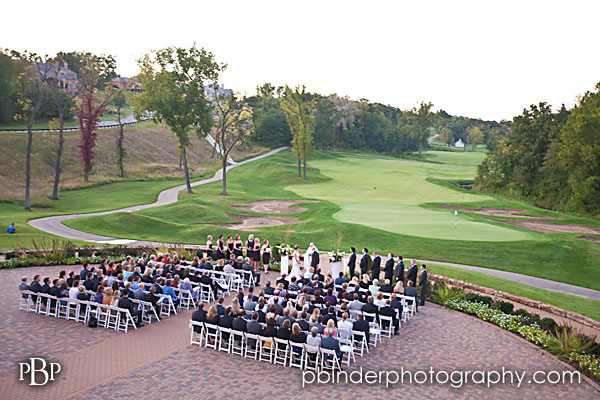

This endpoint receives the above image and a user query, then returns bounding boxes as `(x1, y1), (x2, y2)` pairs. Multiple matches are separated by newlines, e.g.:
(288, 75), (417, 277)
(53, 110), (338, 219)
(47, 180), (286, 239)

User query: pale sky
(3, 0), (598, 121)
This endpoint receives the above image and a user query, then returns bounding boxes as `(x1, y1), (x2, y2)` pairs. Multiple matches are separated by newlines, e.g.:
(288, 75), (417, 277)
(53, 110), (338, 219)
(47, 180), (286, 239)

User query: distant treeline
(476, 82), (600, 217)
(245, 83), (504, 156)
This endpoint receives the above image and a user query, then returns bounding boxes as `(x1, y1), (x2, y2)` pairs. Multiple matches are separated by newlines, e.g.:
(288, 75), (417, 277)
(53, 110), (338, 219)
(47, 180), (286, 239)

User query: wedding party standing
(261, 239), (272, 273)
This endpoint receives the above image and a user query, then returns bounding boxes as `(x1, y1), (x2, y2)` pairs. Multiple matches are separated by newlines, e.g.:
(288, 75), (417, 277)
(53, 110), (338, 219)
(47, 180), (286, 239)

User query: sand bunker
(491, 219), (600, 235)
(438, 205), (562, 220)
(230, 200), (319, 214)
(204, 213), (300, 231)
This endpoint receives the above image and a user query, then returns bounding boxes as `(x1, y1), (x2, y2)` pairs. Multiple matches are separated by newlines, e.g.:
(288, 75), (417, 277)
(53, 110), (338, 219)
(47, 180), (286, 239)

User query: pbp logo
(18, 357), (61, 385)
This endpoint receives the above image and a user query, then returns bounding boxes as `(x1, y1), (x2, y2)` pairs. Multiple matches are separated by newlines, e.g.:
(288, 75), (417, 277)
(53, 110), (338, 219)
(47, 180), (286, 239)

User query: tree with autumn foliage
(76, 55), (113, 182)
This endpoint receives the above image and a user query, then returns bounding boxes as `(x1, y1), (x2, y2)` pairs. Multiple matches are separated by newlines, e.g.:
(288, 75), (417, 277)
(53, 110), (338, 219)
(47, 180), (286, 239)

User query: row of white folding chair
(20, 291), (138, 333)
(189, 321), (347, 372)
(130, 298), (161, 324)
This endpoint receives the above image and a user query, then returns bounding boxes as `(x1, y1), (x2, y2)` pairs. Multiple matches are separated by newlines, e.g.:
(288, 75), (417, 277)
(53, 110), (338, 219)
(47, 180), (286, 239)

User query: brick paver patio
(0, 264), (598, 399)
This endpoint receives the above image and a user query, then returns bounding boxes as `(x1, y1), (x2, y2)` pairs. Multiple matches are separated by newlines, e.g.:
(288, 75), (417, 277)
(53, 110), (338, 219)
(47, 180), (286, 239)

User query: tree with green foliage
(466, 126), (484, 150)
(0, 50), (23, 125)
(13, 52), (45, 210)
(439, 127), (454, 146)
(328, 94), (359, 151)
(135, 45), (224, 193)
(212, 91), (253, 195)
(559, 83), (600, 215)
(408, 101), (434, 157)
(55, 51), (117, 89)
(111, 89), (127, 177)
(280, 85), (316, 180)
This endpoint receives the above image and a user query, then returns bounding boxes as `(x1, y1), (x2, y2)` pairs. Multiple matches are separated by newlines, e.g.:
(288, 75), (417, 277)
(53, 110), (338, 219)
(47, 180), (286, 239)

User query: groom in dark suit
(371, 251), (381, 281)
(310, 245), (320, 269)
(360, 248), (369, 277)
(347, 247), (357, 278)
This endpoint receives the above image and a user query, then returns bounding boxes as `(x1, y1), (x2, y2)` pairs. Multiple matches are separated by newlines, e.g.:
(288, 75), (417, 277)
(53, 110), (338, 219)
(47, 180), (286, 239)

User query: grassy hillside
(0, 121), (268, 204)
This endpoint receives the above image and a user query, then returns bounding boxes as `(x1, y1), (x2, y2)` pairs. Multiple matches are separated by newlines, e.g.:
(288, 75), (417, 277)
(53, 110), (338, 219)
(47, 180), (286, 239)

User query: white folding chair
(320, 347), (342, 373)
(303, 344), (320, 372)
(369, 322), (382, 347)
(160, 295), (178, 317)
(189, 321), (205, 346)
(139, 300), (160, 324)
(352, 330), (369, 357)
(244, 333), (259, 359)
(379, 315), (394, 338)
(19, 291), (34, 312)
(179, 289), (196, 310)
(273, 337), (289, 367)
(363, 311), (377, 324)
(231, 330), (245, 357)
(339, 337), (355, 366)
(218, 327), (233, 353)
(288, 341), (304, 369)
(258, 336), (274, 363)
(117, 308), (138, 333)
(105, 307), (120, 330)
(75, 301), (88, 324)
(199, 284), (215, 303)
(204, 323), (219, 349)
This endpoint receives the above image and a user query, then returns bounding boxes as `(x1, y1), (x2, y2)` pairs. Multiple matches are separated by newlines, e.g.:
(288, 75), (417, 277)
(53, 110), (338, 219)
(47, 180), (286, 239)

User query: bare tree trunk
(332, 124), (339, 152)
(419, 140), (422, 158)
(178, 153), (183, 169)
(221, 156), (228, 196)
(25, 127), (33, 210)
(298, 158), (301, 177)
(182, 146), (193, 194)
(116, 109), (125, 177)
(51, 117), (64, 200)
(303, 157), (307, 180)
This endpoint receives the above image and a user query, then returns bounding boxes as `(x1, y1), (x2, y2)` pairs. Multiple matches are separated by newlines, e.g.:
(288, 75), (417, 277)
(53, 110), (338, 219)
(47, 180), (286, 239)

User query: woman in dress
(291, 245), (302, 280)
(261, 239), (271, 273)
(206, 235), (214, 259)
(246, 234), (255, 264)
(253, 237), (261, 270)
(226, 235), (234, 260)
(216, 234), (225, 260)
(233, 234), (243, 258)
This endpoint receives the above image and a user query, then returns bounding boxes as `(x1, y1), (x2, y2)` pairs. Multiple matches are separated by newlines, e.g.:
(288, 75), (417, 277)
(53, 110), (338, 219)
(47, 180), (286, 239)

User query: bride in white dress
(290, 245), (302, 280)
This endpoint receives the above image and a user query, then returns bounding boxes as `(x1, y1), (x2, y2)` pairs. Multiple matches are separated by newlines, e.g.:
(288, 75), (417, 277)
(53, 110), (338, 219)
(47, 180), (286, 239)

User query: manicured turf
(286, 152), (536, 241)
(428, 263), (600, 321)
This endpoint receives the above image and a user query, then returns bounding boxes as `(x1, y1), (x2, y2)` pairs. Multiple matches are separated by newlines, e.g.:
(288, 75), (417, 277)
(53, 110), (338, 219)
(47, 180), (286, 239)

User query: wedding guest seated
(359, 274), (370, 290)
(219, 307), (234, 340)
(352, 313), (370, 343)
(244, 293), (257, 313)
(404, 281), (419, 311)
(322, 329), (342, 361)
(374, 291), (386, 307)
(348, 293), (363, 311)
(305, 267), (314, 281)
(262, 281), (275, 295)
(393, 281), (405, 295)
(379, 299), (400, 335)
(322, 319), (338, 338)
(205, 305), (220, 331)
(322, 306), (337, 327)
(289, 323), (307, 354)
(224, 260), (236, 274)
(337, 312), (353, 338)
(276, 319), (292, 340)
(94, 286), (105, 303)
(276, 273), (289, 290)
(309, 314), (325, 334)
(191, 303), (207, 332)
(288, 276), (300, 292)
(118, 289), (143, 327)
(369, 279), (380, 297)
(246, 312), (263, 347)
(263, 318), (278, 338)
(361, 296), (379, 319)
(334, 272), (347, 286)
(306, 326), (322, 359)
(18, 276), (29, 297)
(323, 288), (337, 305)
(216, 297), (226, 315)
(232, 310), (247, 332)
(275, 282), (287, 297)
(380, 279), (394, 293)
(162, 279), (180, 307)
(134, 283), (146, 300)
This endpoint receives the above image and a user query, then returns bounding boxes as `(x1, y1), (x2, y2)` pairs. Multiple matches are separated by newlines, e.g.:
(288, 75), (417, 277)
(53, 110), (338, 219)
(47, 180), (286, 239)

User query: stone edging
(430, 273), (600, 330)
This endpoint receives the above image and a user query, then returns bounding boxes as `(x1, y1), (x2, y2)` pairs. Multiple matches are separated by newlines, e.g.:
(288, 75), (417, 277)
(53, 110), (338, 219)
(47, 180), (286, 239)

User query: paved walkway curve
(27, 147), (288, 245)
(26, 145), (600, 302)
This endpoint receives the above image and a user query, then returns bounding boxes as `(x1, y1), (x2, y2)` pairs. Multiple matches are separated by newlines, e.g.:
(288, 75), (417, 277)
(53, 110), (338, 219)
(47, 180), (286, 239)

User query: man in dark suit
(40, 277), (51, 305)
(360, 248), (370, 277)
(390, 294), (403, 317)
(379, 299), (399, 335)
(310, 244), (320, 269)
(380, 279), (394, 293)
(29, 275), (42, 303)
(384, 253), (394, 282)
(232, 311), (247, 332)
(246, 312), (263, 347)
(322, 335), (342, 360)
(394, 256), (405, 284)
(79, 263), (90, 282)
(347, 247), (357, 279)
(419, 264), (428, 306)
(262, 281), (275, 295)
(361, 296), (379, 321)
(191, 303), (207, 332)
(118, 290), (143, 327)
(404, 281), (419, 312)
(48, 279), (62, 309)
(276, 274), (289, 290)
(407, 259), (419, 286)
(201, 271), (225, 294)
(216, 297), (226, 315)
(352, 313), (370, 344)
(298, 312), (310, 331)
(322, 306), (337, 327)
(218, 307), (234, 340)
(83, 272), (97, 291)
(371, 252), (381, 281)
(144, 286), (161, 316)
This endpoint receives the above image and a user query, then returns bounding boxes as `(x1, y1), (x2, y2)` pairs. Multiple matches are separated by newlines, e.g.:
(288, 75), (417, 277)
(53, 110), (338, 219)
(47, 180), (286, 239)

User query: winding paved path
(26, 146), (600, 302)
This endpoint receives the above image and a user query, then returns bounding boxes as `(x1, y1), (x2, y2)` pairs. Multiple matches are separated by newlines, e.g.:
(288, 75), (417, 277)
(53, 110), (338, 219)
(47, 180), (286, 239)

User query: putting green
(286, 151), (537, 241)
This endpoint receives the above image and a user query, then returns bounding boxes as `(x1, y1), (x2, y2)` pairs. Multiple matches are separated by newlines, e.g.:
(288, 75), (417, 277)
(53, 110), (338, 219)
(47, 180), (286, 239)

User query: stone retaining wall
(430, 273), (600, 330)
